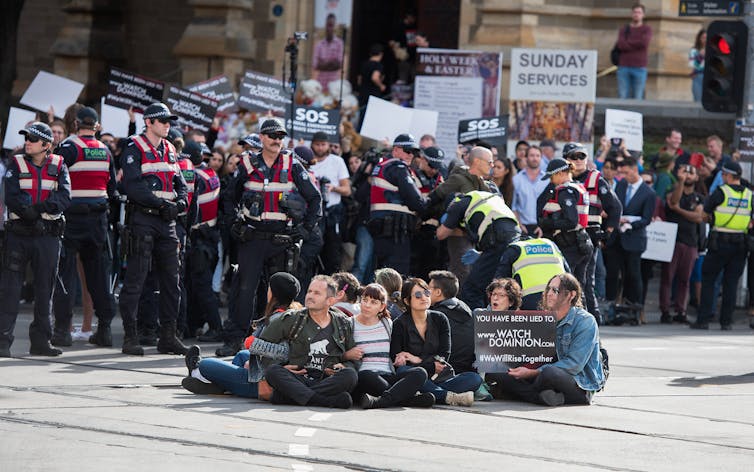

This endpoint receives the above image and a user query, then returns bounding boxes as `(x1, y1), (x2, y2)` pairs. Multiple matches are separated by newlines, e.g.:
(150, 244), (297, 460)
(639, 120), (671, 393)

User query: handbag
(610, 25), (630, 66)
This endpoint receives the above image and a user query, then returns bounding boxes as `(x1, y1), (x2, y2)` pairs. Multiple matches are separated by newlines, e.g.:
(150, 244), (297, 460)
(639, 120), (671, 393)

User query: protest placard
(187, 75), (237, 114)
(100, 97), (144, 138)
(20, 71), (85, 117)
(165, 86), (219, 133)
(737, 125), (754, 162)
(105, 67), (165, 113)
(605, 109), (644, 152)
(642, 221), (679, 262)
(289, 106), (340, 142)
(3, 107), (37, 150)
(474, 310), (557, 372)
(238, 70), (291, 116)
(458, 115), (508, 150)
(360, 96), (438, 145)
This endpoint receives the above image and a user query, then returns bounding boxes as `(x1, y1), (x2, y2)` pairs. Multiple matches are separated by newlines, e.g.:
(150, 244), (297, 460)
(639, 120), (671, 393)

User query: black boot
(29, 341), (62, 357)
(89, 324), (113, 347)
(51, 329), (72, 347)
(122, 325), (144, 356)
(157, 321), (188, 355)
(138, 327), (158, 346)
(215, 341), (241, 357)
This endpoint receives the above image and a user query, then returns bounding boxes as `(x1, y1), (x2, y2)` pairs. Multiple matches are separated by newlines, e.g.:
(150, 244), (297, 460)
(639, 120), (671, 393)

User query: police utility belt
(66, 201), (109, 215)
(366, 213), (417, 240)
(707, 230), (751, 251)
(554, 228), (593, 255)
(6, 217), (65, 237)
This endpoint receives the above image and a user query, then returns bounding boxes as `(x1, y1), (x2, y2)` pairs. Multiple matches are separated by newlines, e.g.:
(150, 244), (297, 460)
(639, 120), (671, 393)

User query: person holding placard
(0, 122), (71, 357)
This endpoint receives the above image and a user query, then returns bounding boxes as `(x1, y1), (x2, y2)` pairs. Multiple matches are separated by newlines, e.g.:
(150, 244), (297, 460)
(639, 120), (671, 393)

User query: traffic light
(702, 21), (748, 113)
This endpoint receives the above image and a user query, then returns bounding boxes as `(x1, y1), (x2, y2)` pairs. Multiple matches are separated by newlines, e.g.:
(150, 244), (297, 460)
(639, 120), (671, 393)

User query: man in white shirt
(511, 146), (549, 236)
(310, 132), (351, 274)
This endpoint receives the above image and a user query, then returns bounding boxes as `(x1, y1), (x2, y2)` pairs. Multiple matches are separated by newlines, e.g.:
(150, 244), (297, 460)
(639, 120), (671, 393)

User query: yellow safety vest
(458, 190), (518, 239)
(713, 185), (752, 233)
(510, 238), (566, 297)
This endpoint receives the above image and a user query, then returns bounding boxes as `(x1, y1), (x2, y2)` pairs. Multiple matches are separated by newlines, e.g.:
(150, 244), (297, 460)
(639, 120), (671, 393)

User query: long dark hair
(540, 273), (583, 310)
(401, 277), (430, 312)
(496, 157), (515, 204)
(694, 29), (706, 50)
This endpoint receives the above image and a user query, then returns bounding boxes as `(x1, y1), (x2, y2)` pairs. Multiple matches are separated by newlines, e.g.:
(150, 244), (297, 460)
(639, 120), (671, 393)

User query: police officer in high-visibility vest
(496, 237), (568, 310)
(367, 134), (426, 275)
(565, 142), (621, 324)
(411, 146), (446, 280)
(51, 107), (118, 348)
(537, 158), (593, 289)
(691, 160), (753, 330)
(217, 119), (321, 357)
(437, 190), (521, 310)
(0, 122), (71, 357)
(182, 141), (223, 341)
(119, 102), (189, 356)
(175, 132), (195, 337)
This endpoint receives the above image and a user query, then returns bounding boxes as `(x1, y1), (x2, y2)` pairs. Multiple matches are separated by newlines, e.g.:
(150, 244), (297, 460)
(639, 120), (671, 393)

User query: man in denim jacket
(491, 273), (605, 406)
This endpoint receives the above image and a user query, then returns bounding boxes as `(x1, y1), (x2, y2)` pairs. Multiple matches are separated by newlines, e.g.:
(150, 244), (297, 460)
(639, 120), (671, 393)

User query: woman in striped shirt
(353, 283), (435, 409)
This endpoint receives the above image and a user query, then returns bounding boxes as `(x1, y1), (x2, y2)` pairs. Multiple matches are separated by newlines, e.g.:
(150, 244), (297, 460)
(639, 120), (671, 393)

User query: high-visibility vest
(457, 190), (518, 240)
(542, 181), (590, 231)
(130, 135), (179, 201)
(192, 166), (220, 229)
(240, 152), (294, 221)
(581, 170), (603, 226)
(510, 238), (567, 297)
(177, 157), (195, 208)
(713, 184), (753, 233)
(8, 154), (64, 221)
(369, 158), (419, 215)
(65, 135), (110, 200)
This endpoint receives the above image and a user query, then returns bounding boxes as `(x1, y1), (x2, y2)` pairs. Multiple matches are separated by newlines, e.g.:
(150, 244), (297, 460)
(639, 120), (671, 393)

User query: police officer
(175, 129), (195, 337)
(537, 158), (593, 289)
(496, 237), (568, 310)
(411, 146), (446, 279)
(51, 107), (118, 347)
(565, 143), (621, 324)
(119, 102), (189, 356)
(0, 122), (71, 357)
(437, 190), (521, 310)
(217, 119), (321, 356)
(368, 133), (426, 275)
(238, 133), (263, 154)
(691, 161), (753, 330)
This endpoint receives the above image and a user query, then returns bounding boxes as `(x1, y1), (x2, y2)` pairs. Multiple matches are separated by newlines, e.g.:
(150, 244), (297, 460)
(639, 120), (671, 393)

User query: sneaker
(185, 345), (202, 376)
(359, 393), (382, 409)
(400, 392), (435, 408)
(444, 391), (474, 407)
(538, 389), (565, 406)
(72, 328), (93, 341)
(474, 382), (494, 402)
(181, 376), (225, 395)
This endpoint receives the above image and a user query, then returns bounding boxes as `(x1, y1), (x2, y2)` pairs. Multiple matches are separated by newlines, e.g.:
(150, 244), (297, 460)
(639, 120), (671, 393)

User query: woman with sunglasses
(390, 278), (483, 406)
(353, 284), (435, 408)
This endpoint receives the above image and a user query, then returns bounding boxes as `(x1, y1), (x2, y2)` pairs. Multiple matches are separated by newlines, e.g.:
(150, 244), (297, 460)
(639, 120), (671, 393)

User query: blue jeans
(398, 366), (482, 404)
(594, 248), (606, 299)
(198, 350), (258, 398)
(350, 225), (374, 283)
(692, 73), (703, 102)
(617, 66), (647, 99)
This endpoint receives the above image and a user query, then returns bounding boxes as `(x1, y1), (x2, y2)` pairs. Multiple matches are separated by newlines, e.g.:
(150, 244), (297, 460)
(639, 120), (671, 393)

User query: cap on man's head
(199, 143), (213, 156)
(167, 127), (183, 144)
(19, 122), (54, 143)
(420, 146), (445, 170)
(311, 131), (330, 143)
(562, 142), (587, 159)
(238, 133), (262, 149)
(393, 133), (419, 150)
(293, 145), (315, 165)
(76, 106), (99, 126)
(180, 140), (203, 163)
(259, 119), (287, 136)
(541, 157), (571, 181)
(722, 160), (743, 177)
(143, 102), (178, 121)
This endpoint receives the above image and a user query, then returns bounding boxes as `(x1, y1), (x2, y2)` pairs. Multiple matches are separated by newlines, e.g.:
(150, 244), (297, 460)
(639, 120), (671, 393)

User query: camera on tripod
(293, 31), (308, 41)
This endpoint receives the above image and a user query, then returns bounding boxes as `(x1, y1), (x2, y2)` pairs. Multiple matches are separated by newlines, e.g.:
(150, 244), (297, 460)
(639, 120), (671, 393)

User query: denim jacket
(539, 306), (605, 392)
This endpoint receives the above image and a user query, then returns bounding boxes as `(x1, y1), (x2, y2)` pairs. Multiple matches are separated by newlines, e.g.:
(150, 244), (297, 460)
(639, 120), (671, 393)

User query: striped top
(353, 318), (393, 374)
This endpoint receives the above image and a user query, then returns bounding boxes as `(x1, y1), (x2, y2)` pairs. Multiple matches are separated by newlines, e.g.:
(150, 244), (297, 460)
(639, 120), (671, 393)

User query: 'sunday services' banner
(508, 49), (597, 155)
(474, 310), (557, 372)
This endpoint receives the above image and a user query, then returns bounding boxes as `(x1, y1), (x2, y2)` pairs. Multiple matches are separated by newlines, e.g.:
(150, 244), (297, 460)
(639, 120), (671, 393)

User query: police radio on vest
(467, 118), (499, 131)
(295, 108), (329, 124)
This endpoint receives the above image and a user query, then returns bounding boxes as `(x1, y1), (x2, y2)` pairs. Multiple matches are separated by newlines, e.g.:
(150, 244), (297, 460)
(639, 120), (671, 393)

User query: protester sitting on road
(487, 273), (605, 406)
(332, 271), (361, 317)
(482, 278), (522, 312)
(427, 270), (476, 373)
(390, 278), (483, 407)
(375, 267), (405, 319)
(180, 272), (302, 397)
(353, 283), (435, 408)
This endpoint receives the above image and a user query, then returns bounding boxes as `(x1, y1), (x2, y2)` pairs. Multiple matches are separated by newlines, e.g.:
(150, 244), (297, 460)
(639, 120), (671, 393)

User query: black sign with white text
(187, 75), (237, 114)
(165, 86), (219, 133)
(238, 70), (291, 116)
(105, 67), (165, 113)
(458, 115), (508, 149)
(679, 1), (742, 16)
(474, 310), (557, 372)
(288, 106), (340, 141)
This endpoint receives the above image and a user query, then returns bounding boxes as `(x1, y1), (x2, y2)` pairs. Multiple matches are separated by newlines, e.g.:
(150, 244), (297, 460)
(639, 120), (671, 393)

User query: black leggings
(356, 367), (428, 405)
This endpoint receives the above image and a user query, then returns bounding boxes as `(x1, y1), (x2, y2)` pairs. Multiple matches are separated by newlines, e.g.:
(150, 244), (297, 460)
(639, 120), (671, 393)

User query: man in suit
(604, 156), (656, 311)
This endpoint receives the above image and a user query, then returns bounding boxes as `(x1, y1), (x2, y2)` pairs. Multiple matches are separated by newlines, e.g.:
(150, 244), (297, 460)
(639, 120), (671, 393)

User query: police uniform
(537, 158), (593, 289)
(218, 120), (321, 356)
(568, 143), (622, 324)
(118, 103), (189, 356)
(440, 190), (521, 310)
(411, 146), (446, 280)
(0, 122), (71, 356)
(496, 237), (567, 310)
(367, 134), (426, 275)
(692, 162), (753, 330)
(175, 138), (195, 336)
(52, 107), (118, 347)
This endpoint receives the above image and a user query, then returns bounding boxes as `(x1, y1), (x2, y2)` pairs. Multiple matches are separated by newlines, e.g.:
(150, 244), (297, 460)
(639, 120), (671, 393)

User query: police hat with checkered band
(420, 146), (446, 170)
(238, 133), (263, 149)
(76, 106), (99, 126)
(562, 142), (587, 160)
(259, 119), (287, 136)
(542, 157), (571, 181)
(181, 140), (203, 165)
(143, 102), (178, 121)
(19, 122), (54, 143)
(392, 133), (420, 150)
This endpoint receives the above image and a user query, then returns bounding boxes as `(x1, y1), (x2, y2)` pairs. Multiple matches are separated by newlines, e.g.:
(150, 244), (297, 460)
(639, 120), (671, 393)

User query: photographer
(348, 148), (383, 283)
(595, 136), (631, 168)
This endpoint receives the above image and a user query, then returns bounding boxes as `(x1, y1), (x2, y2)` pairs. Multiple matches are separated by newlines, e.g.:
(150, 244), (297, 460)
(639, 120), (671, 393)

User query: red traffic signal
(713, 34), (732, 55)
(702, 21), (748, 114)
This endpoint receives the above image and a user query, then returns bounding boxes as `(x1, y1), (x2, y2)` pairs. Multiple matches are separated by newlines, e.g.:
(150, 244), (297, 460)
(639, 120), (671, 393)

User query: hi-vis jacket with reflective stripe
(6, 153), (71, 221)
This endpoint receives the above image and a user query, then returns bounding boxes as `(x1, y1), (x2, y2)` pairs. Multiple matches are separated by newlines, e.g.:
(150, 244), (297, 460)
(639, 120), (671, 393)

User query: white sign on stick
(360, 96), (438, 144)
(20, 71), (85, 117)
(605, 109), (643, 152)
(101, 98), (143, 138)
(3, 107), (38, 151)
(642, 221), (678, 263)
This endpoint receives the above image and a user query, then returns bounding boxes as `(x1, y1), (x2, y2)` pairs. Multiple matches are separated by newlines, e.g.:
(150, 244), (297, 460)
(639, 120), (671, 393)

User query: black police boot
(51, 329), (72, 347)
(89, 324), (113, 347)
(215, 341), (241, 357)
(157, 321), (189, 355)
(138, 327), (159, 346)
(29, 341), (63, 357)
(122, 326), (144, 356)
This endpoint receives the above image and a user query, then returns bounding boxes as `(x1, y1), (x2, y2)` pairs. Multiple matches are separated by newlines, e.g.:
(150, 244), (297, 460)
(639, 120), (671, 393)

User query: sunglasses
(567, 153), (587, 161)
(266, 133), (286, 140)
(546, 286), (561, 294)
(154, 117), (171, 124)
(413, 290), (431, 299)
(25, 135), (42, 143)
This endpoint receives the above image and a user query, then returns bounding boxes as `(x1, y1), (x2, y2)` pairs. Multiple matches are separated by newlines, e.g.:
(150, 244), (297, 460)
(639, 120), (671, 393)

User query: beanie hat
(268, 272), (301, 306)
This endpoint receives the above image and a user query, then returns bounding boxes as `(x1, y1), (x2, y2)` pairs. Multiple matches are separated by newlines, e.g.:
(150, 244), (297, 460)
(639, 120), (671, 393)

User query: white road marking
(631, 347), (668, 351)
(295, 427), (317, 437)
(289, 444), (310, 456)
(291, 464), (313, 471)
(699, 346), (737, 350)
(308, 413), (331, 422)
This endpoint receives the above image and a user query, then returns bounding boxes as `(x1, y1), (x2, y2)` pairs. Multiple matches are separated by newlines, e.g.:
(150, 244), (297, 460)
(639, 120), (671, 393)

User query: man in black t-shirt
(659, 165), (704, 324)
(358, 43), (387, 107)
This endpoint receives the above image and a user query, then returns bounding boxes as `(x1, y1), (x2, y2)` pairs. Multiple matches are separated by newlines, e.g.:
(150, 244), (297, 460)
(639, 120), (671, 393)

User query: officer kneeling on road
(118, 102), (190, 356)
(216, 119), (321, 357)
(0, 122), (71, 357)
